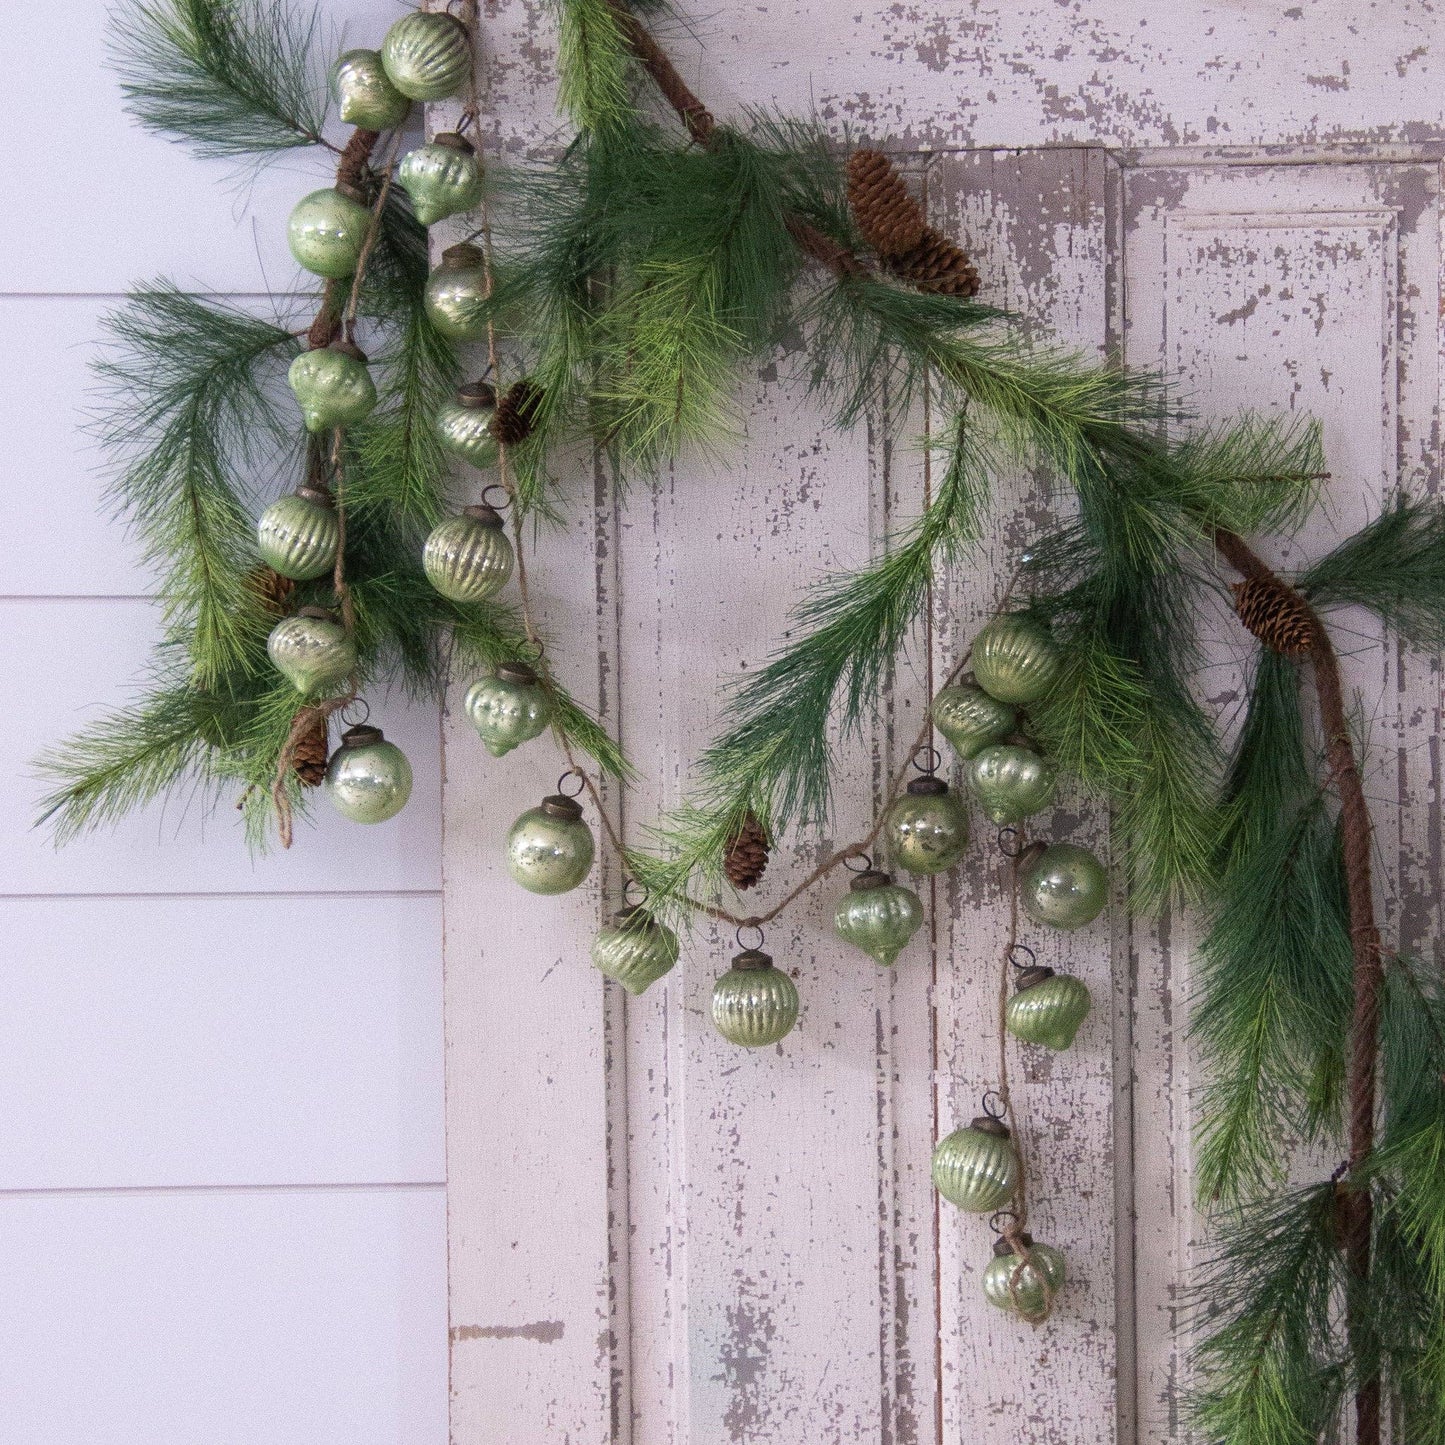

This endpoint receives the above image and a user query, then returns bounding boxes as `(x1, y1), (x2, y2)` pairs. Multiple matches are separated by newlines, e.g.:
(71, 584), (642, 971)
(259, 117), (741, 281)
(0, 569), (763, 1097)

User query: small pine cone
(723, 811), (770, 892)
(1232, 577), (1315, 655)
(492, 379), (542, 447)
(292, 714), (330, 787)
(886, 226), (981, 298)
(248, 564), (296, 617)
(846, 149), (926, 258)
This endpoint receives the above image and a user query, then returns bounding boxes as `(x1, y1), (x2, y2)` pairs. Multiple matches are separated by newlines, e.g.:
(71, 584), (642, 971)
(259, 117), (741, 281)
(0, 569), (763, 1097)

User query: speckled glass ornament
(329, 49), (411, 129)
(325, 724), (412, 824)
(266, 607), (357, 696)
(711, 950), (799, 1048)
(931, 683), (1016, 761)
(398, 133), (482, 225)
(464, 662), (551, 757)
(422, 503), (514, 603)
(1019, 842), (1108, 931)
(288, 342), (377, 432)
(833, 869), (924, 967)
(287, 185), (372, 278)
(591, 908), (681, 995)
(1005, 965), (1092, 1050)
(967, 743), (1057, 826)
(931, 1117), (1019, 1213)
(423, 242), (490, 342)
(436, 382), (500, 468)
(380, 10), (472, 100)
(884, 775), (970, 875)
(256, 486), (338, 581)
(506, 794), (595, 895)
(983, 1236), (1066, 1320)
(971, 615), (1063, 705)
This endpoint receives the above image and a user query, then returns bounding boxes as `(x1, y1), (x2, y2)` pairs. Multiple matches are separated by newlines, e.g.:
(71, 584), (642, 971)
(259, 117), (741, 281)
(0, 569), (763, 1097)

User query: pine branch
(552, 0), (639, 135)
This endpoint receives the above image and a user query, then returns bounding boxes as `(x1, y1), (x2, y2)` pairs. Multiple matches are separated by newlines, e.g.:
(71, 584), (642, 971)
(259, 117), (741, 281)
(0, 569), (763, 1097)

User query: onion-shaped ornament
(423, 501), (514, 603)
(380, 10), (472, 100)
(288, 342), (377, 433)
(436, 381), (499, 469)
(256, 485), (338, 581)
(464, 661), (551, 757)
(325, 724), (412, 824)
(329, 49), (410, 129)
(884, 774), (970, 876)
(967, 743), (1057, 826)
(931, 1115), (1019, 1213)
(424, 243), (490, 342)
(1005, 963), (1092, 1050)
(931, 683), (1016, 761)
(983, 1235), (1066, 1321)
(971, 615), (1063, 705)
(711, 947), (799, 1048)
(506, 791), (594, 895)
(591, 907), (680, 995)
(399, 133), (482, 225)
(1020, 842), (1108, 931)
(833, 868), (924, 967)
(266, 606), (357, 697)
(288, 184), (372, 278)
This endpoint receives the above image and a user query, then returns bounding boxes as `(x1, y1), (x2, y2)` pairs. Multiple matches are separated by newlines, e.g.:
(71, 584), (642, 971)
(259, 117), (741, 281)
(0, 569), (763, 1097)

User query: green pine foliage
(551, 0), (638, 136)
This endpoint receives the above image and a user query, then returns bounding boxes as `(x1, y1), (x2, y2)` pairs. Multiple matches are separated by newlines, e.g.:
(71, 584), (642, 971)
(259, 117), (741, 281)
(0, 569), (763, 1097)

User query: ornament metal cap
(731, 948), (774, 971)
(340, 723), (385, 748)
(295, 484), (335, 508)
(457, 380), (497, 409)
(1014, 964), (1057, 992)
(993, 1231), (1034, 1256)
(850, 868), (894, 891)
(611, 904), (654, 929)
(440, 242), (485, 268)
(297, 604), (340, 622)
(906, 775), (949, 796)
(432, 131), (475, 153)
(496, 660), (539, 685)
(540, 794), (584, 821)
(331, 339), (369, 364)
(970, 1115), (1011, 1138)
(462, 502), (506, 529)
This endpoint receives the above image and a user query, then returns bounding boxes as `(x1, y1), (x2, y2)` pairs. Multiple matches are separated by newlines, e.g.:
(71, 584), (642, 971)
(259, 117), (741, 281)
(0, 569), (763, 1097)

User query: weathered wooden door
(442, 6), (1444, 1441)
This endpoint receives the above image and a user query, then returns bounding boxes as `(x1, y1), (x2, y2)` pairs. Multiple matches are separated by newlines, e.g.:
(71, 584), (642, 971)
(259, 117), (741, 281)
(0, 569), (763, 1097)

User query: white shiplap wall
(0, 6), (447, 1442)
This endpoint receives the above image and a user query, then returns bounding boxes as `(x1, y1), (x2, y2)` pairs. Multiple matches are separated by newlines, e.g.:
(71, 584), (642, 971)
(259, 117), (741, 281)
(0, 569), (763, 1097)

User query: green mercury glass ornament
(256, 485), (338, 581)
(983, 1235), (1066, 1321)
(1005, 960), (1092, 1050)
(398, 133), (483, 225)
(287, 184), (372, 279)
(424, 242), (490, 342)
(380, 10), (472, 100)
(711, 947), (799, 1048)
(931, 682), (1016, 761)
(288, 342), (377, 433)
(1019, 842), (1109, 931)
(266, 606), (357, 697)
(325, 723), (412, 824)
(436, 381), (500, 469)
(971, 615), (1063, 705)
(464, 661), (551, 757)
(931, 1114), (1019, 1213)
(884, 773), (970, 876)
(967, 742), (1057, 826)
(422, 501), (514, 603)
(833, 867), (924, 967)
(506, 791), (595, 895)
(590, 907), (680, 995)
(329, 49), (410, 129)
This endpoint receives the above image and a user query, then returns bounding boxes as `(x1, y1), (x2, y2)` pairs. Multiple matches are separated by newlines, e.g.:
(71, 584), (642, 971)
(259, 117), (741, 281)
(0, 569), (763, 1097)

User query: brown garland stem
(1213, 526), (1382, 1445)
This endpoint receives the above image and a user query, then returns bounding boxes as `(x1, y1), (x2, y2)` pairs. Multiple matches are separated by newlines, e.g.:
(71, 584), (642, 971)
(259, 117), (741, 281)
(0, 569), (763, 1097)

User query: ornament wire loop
(735, 922), (765, 952)
(843, 853), (873, 874)
(623, 877), (648, 907)
(1007, 943), (1037, 971)
(989, 1209), (1020, 1235)
(997, 826), (1023, 858)
(557, 769), (586, 799)
(981, 1089), (1007, 1122)
(481, 483), (510, 510)
(520, 637), (545, 662)
(339, 697), (371, 727)
(911, 745), (942, 775)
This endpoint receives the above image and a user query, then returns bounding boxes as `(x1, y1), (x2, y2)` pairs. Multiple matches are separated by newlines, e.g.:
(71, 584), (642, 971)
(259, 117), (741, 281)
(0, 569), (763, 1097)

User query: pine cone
(846, 149), (926, 258)
(1232, 576), (1315, 655)
(723, 811), (770, 891)
(492, 379), (542, 447)
(886, 227), (981, 298)
(292, 713), (330, 787)
(248, 564), (296, 617)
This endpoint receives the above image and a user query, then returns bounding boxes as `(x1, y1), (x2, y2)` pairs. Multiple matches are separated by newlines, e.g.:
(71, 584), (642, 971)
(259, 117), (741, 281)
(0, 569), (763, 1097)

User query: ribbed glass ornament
(464, 662), (551, 756)
(833, 869), (924, 966)
(967, 743), (1057, 825)
(506, 795), (595, 895)
(711, 951), (799, 1047)
(930, 683), (1016, 760)
(380, 11), (472, 100)
(398, 134), (482, 225)
(983, 1238), (1066, 1319)
(1004, 966), (1092, 1050)
(325, 724), (412, 824)
(287, 186), (372, 278)
(436, 382), (500, 468)
(423, 243), (489, 342)
(884, 776), (970, 875)
(256, 487), (338, 581)
(422, 504), (514, 603)
(329, 49), (410, 129)
(266, 608), (357, 696)
(1020, 842), (1108, 931)
(931, 1118), (1019, 1212)
(288, 343), (377, 432)
(591, 909), (681, 995)
(971, 615), (1063, 705)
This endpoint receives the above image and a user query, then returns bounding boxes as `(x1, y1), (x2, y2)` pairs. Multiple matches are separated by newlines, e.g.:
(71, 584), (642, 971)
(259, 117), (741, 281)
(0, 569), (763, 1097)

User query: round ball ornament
(1020, 842), (1108, 931)
(325, 724), (413, 824)
(506, 791), (595, 895)
(931, 1115), (1019, 1213)
(1005, 961), (1092, 1051)
(424, 243), (490, 342)
(464, 662), (551, 757)
(833, 867), (924, 967)
(256, 486), (338, 581)
(884, 773), (970, 876)
(983, 1235), (1066, 1321)
(329, 49), (410, 129)
(591, 907), (680, 996)
(436, 382), (500, 469)
(288, 342), (377, 433)
(399, 133), (482, 225)
(931, 683), (1016, 761)
(422, 501), (514, 603)
(967, 743), (1057, 826)
(266, 607), (356, 697)
(711, 947), (799, 1048)
(380, 10), (472, 100)
(971, 615), (1063, 705)
(287, 184), (372, 278)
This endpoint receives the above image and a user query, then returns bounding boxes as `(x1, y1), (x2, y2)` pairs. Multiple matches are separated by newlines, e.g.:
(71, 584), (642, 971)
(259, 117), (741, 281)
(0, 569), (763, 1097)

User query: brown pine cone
(492, 379), (542, 447)
(292, 713), (330, 787)
(248, 564), (296, 617)
(1232, 577), (1315, 656)
(723, 811), (770, 891)
(886, 226), (981, 298)
(846, 149), (926, 258)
